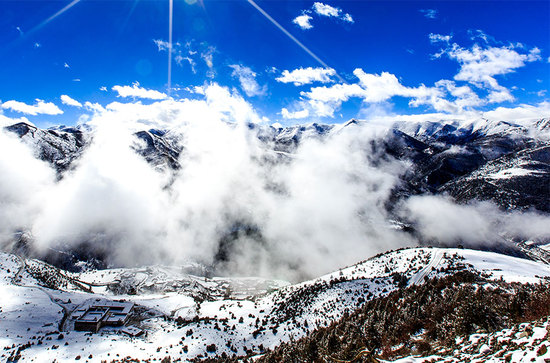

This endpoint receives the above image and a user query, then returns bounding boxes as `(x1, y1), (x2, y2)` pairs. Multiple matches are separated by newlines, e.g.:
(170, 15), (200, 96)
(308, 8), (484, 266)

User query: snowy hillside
(388, 317), (550, 363)
(2, 247), (550, 362)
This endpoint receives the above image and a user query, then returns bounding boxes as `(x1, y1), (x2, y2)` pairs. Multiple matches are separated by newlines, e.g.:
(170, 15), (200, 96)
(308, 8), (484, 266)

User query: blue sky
(0, 0), (548, 127)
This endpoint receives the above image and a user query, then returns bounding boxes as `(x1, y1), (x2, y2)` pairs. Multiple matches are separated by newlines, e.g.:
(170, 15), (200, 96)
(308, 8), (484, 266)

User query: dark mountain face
(384, 120), (549, 213)
(133, 130), (182, 170)
(440, 144), (550, 212)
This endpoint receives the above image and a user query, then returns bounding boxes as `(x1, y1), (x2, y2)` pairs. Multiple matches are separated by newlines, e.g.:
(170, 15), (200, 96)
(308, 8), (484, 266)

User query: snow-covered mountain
(1, 117), (550, 362)
(3, 122), (87, 174)
(2, 247), (549, 362)
(4, 118), (548, 210)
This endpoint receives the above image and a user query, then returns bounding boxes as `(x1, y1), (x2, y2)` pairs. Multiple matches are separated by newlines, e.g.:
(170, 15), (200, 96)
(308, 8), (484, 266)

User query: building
(73, 300), (134, 333)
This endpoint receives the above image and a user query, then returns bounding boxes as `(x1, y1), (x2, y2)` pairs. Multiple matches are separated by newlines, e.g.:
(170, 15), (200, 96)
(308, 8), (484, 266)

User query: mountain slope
(2, 247), (550, 362)
(440, 144), (550, 211)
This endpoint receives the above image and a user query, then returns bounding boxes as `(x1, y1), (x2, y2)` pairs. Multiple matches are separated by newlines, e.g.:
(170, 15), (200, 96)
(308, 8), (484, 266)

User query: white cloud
(2, 99), (63, 116)
(482, 101), (550, 122)
(84, 101), (105, 113)
(192, 86), (206, 95)
(428, 37), (542, 108)
(295, 70), (447, 117)
(64, 62), (70, 68)
(60, 95), (82, 108)
(419, 9), (438, 19)
(403, 196), (550, 246)
(354, 70), (438, 103)
(404, 196), (496, 244)
(342, 13), (354, 23)
(431, 80), (483, 112)
(176, 55), (197, 73)
(294, 2), (354, 30)
(153, 39), (171, 52)
(429, 33), (452, 44)
(299, 83), (364, 117)
(312, 2), (353, 22)
(112, 82), (167, 100)
(360, 101), (550, 127)
(2, 91), (413, 280)
(445, 43), (541, 85)
(276, 67), (336, 86)
(293, 14), (313, 30)
(201, 46), (215, 69)
(287, 48), (533, 118)
(486, 87), (514, 104)
(183, 85), (206, 95)
(99, 86), (107, 92)
(313, 2), (339, 17)
(154, 39), (206, 75)
(0, 127), (57, 245)
(469, 29), (493, 44)
(229, 65), (266, 97)
(281, 107), (310, 119)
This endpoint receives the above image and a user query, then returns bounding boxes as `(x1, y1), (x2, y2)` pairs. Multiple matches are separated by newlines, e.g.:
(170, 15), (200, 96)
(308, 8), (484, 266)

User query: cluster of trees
(248, 271), (550, 362)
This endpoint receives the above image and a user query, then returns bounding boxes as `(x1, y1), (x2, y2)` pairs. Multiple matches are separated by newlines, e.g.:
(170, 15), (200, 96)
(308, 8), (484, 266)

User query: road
(13, 255), (73, 331)
(408, 249), (444, 286)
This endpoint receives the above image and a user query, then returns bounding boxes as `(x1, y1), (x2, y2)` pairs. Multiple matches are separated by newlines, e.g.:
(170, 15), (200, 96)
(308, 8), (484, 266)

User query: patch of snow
(487, 167), (542, 179)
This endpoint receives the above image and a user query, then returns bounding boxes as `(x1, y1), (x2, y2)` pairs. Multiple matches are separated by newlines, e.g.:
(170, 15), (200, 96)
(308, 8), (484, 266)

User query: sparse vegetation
(242, 272), (550, 362)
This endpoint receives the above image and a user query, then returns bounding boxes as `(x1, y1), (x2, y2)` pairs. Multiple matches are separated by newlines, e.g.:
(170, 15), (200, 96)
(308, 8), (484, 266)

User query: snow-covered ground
(1, 247), (550, 362)
(388, 316), (550, 363)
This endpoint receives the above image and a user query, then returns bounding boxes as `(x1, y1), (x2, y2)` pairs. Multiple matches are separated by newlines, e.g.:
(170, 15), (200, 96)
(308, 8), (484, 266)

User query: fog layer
(1, 85), (548, 281)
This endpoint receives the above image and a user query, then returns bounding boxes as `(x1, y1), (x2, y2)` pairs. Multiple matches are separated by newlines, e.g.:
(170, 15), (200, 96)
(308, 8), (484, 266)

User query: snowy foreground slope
(1, 247), (550, 362)
(390, 317), (550, 363)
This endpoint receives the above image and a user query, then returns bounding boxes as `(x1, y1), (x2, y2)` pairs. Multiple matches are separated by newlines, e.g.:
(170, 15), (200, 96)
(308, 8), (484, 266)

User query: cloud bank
(280, 35), (543, 119)
(2, 99), (63, 116)
(276, 67), (336, 86)
(112, 82), (168, 100)
(403, 196), (550, 246)
(60, 95), (82, 108)
(0, 84), (548, 282)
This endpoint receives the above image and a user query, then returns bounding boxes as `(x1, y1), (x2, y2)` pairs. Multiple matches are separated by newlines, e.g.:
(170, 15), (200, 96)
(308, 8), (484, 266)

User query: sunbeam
(168, 0), (174, 96)
(29, 0), (82, 35)
(118, 0), (141, 37)
(246, 0), (345, 83)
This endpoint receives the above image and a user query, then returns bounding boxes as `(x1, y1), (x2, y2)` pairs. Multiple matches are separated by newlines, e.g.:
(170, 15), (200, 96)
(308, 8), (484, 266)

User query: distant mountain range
(5, 118), (549, 212)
